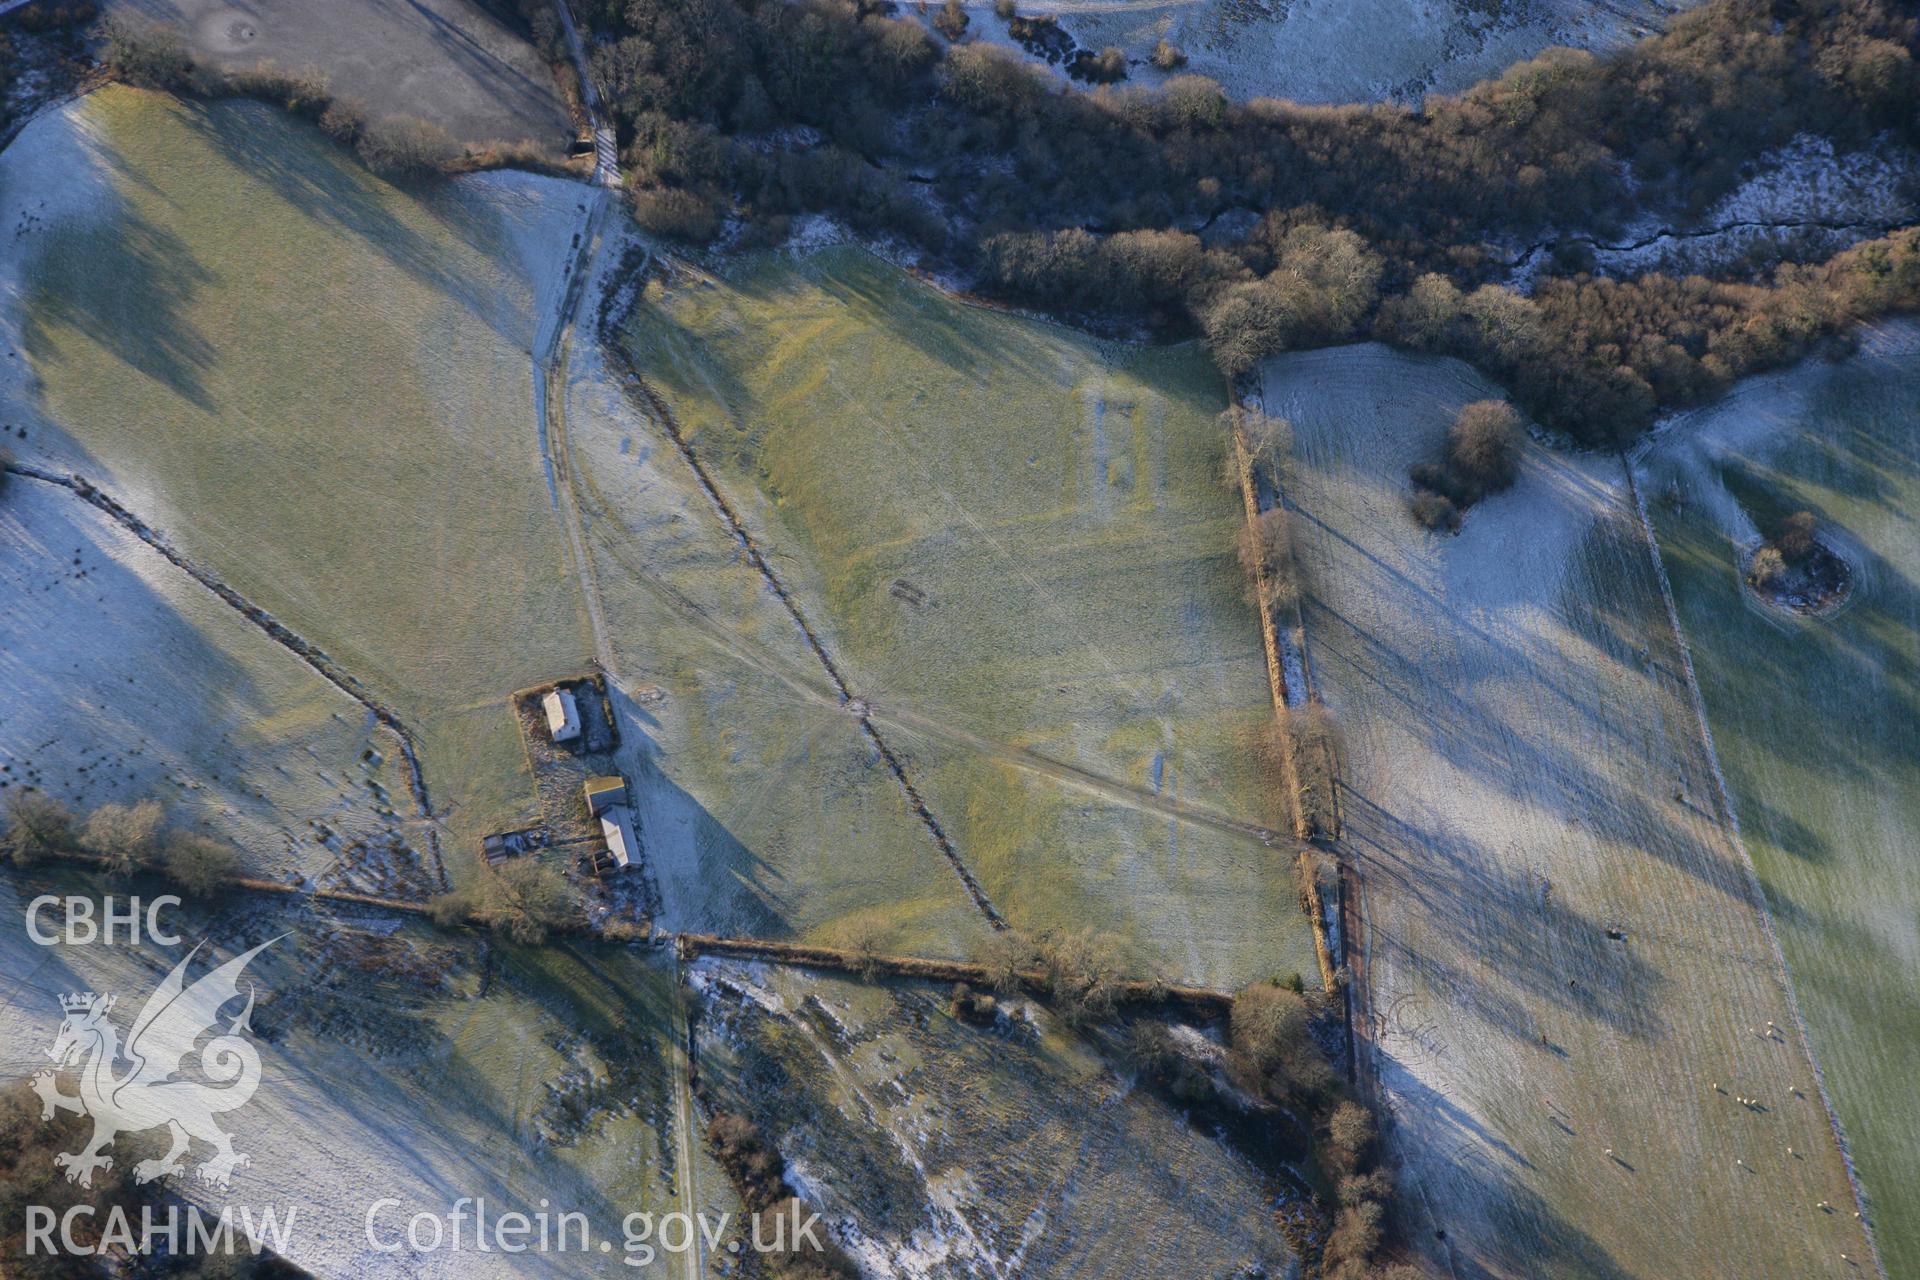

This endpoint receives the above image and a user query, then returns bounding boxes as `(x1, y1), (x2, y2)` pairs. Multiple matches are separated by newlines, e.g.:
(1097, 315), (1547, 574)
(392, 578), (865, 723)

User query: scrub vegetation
(692, 959), (1311, 1278)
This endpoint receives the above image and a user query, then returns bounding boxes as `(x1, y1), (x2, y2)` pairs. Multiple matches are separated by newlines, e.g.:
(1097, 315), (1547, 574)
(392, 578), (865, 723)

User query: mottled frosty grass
(1640, 325), (1920, 1276)
(693, 958), (1298, 1279)
(9, 87), (595, 877)
(619, 247), (1314, 989)
(935, 0), (1692, 105)
(0, 481), (415, 886)
(1265, 343), (1871, 1280)
(0, 867), (720, 1277)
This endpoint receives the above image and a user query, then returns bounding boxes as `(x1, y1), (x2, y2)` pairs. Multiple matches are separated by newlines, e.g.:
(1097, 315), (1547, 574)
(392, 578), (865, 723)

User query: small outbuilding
(583, 774), (627, 816)
(543, 687), (582, 743)
(598, 807), (639, 870)
(582, 775), (639, 871)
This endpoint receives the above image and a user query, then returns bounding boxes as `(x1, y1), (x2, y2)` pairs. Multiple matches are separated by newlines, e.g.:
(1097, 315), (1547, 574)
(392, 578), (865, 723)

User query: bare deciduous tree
(81, 799), (165, 879)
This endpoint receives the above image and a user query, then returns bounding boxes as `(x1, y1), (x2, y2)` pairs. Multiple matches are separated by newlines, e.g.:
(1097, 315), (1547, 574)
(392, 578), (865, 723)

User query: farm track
(550, 0), (621, 189)
(531, 205), (710, 1280)
(865, 698), (1282, 848)
(2, 462), (449, 892)
(584, 266), (1007, 930)
(535, 191), (616, 670)
(668, 951), (706, 1280)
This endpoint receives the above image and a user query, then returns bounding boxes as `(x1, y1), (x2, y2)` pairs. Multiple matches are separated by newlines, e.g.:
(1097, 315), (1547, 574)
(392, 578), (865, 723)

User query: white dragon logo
(31, 938), (279, 1190)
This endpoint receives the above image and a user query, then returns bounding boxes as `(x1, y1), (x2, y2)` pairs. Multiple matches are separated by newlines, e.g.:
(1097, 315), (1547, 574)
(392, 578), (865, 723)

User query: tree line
(1, 790), (240, 896)
(559, 0), (1917, 445)
(92, 0), (1920, 444)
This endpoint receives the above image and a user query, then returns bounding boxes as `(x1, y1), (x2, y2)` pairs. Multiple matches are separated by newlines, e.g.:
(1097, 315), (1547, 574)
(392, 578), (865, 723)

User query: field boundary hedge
(676, 931), (1235, 1013)
(1227, 418), (1340, 996)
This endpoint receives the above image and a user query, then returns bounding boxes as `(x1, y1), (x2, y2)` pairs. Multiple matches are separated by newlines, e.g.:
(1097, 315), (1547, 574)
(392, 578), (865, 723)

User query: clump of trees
(79, 798), (164, 878)
(1231, 980), (1332, 1095)
(1262, 703), (1340, 840)
(1074, 46), (1128, 84)
(704, 1112), (859, 1279)
(162, 832), (241, 897)
(1201, 226), (1384, 377)
(1121, 1018), (1217, 1103)
(432, 858), (579, 943)
(1747, 508), (1849, 607)
(1775, 509), (1820, 565)
(1231, 407), (1292, 483)
(1, 789), (247, 898)
(1408, 399), (1524, 530)
(0, 791), (72, 866)
(1227, 981), (1411, 1278)
(967, 926), (1133, 1024)
(840, 919), (888, 977)
(1239, 508), (1300, 608)
(933, 0), (969, 42)
(1378, 228), (1920, 445)
(1228, 408), (1310, 618)
(98, 15), (201, 91)
(948, 980), (998, 1024)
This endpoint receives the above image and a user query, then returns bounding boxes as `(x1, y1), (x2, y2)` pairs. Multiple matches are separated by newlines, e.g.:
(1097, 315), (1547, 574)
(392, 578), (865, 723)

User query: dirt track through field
(2, 462), (448, 892)
(534, 190), (616, 670)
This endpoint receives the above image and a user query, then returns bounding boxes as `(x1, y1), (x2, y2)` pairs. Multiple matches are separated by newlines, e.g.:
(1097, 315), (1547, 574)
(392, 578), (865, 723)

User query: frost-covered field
(545, 223), (996, 958)
(613, 247), (1315, 988)
(1636, 322), (1920, 1277)
(103, 0), (573, 156)
(0, 479), (417, 887)
(691, 957), (1299, 1279)
(1262, 344), (1872, 1278)
(1, 87), (596, 871)
(938, 0), (1692, 103)
(0, 868), (711, 1277)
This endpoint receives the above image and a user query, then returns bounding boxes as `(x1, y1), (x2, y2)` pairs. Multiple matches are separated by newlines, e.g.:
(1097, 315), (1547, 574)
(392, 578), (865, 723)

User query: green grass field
(615, 247), (1314, 988)
(1265, 343), (1871, 1279)
(1638, 322), (1920, 1275)
(4, 87), (596, 874)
